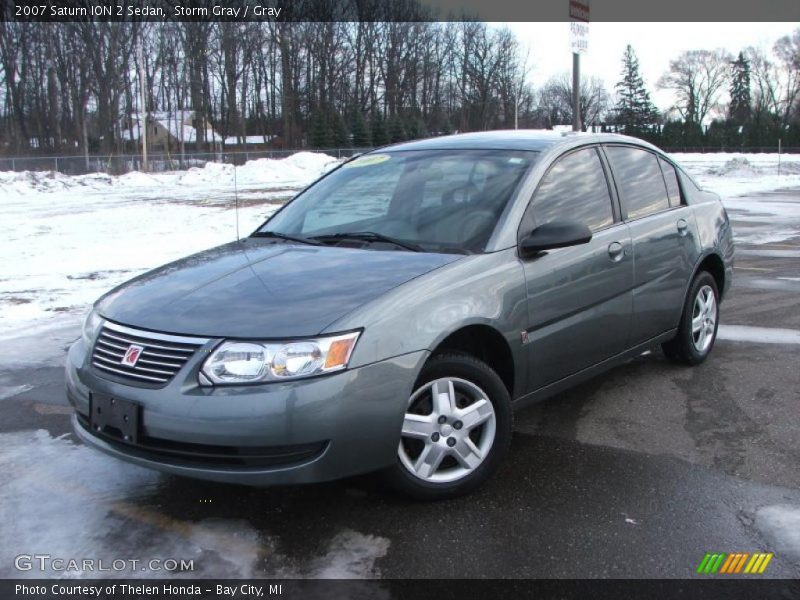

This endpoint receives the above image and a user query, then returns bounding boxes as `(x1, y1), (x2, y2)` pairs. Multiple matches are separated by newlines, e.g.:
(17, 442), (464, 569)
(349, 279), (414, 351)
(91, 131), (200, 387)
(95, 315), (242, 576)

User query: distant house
(121, 110), (222, 152)
(223, 134), (278, 149)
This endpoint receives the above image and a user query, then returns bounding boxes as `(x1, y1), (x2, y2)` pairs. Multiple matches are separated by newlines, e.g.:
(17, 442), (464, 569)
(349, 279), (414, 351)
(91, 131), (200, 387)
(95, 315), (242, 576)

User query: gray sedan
(67, 131), (734, 499)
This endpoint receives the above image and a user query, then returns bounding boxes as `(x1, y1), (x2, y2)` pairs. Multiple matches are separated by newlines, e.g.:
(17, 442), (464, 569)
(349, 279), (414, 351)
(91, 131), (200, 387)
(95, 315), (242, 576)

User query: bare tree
(0, 19), (543, 156)
(657, 49), (732, 124)
(773, 28), (800, 127)
(538, 73), (610, 129)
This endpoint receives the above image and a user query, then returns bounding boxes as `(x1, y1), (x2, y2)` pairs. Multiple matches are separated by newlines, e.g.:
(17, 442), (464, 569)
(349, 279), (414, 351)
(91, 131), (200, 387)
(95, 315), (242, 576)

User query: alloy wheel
(398, 377), (496, 483)
(691, 284), (717, 353)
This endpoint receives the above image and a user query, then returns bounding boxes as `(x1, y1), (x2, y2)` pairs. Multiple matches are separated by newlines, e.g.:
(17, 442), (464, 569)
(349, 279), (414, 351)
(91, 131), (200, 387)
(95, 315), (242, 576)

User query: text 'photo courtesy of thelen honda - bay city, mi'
(66, 131), (733, 500)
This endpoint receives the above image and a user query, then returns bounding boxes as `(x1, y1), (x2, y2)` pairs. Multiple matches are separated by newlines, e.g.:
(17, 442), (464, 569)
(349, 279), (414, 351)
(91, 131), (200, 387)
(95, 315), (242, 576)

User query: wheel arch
(692, 252), (727, 301)
(427, 324), (516, 399)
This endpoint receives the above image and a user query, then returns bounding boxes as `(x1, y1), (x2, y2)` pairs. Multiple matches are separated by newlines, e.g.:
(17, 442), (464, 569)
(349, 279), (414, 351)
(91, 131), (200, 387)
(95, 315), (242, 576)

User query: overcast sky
(500, 22), (798, 116)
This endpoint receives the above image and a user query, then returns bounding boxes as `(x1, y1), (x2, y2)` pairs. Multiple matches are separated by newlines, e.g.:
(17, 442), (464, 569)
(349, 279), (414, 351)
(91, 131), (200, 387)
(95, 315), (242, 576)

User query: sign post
(569, 0), (590, 132)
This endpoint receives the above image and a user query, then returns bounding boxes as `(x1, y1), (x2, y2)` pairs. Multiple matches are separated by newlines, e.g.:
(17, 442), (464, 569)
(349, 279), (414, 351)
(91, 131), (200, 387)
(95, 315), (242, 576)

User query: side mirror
(520, 219), (592, 258)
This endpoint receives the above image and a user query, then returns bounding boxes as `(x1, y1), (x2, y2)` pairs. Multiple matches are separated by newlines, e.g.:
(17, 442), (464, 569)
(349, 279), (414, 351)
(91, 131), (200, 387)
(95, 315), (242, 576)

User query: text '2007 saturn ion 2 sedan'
(67, 131), (733, 500)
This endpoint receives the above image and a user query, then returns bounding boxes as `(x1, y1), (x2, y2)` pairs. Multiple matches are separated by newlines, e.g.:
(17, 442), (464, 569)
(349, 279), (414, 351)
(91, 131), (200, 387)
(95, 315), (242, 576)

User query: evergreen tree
(661, 119), (684, 147)
(331, 112), (350, 147)
(350, 112), (371, 147)
(613, 45), (659, 133)
(728, 51), (752, 125)
(310, 111), (333, 149)
(370, 114), (389, 146)
(388, 115), (406, 143)
(705, 119), (731, 148)
(405, 116), (427, 140)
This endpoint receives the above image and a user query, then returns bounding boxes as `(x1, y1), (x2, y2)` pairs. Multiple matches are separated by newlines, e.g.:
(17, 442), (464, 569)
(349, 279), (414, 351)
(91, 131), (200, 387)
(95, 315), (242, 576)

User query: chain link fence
(0, 148), (372, 176)
(661, 146), (800, 154)
(0, 145), (796, 176)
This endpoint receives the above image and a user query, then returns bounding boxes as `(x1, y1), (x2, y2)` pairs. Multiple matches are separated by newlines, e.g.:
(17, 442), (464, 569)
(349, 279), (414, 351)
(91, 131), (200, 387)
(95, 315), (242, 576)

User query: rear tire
(662, 271), (720, 365)
(384, 352), (512, 501)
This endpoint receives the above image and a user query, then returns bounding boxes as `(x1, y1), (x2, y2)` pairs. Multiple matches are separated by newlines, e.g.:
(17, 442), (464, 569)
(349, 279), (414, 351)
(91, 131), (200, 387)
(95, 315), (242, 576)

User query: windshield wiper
(251, 230), (320, 246)
(311, 231), (424, 252)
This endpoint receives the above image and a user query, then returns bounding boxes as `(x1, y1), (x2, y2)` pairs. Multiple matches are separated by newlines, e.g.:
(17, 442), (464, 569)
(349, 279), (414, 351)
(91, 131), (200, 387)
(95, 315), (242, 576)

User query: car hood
(96, 239), (461, 338)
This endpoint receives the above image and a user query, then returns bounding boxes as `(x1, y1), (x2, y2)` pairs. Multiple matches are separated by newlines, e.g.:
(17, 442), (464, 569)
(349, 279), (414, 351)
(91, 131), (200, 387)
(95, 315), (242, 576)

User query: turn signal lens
(324, 337), (358, 370)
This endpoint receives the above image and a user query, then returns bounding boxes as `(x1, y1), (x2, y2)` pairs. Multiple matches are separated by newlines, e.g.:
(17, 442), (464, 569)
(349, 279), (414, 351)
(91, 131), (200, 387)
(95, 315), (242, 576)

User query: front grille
(92, 321), (207, 386)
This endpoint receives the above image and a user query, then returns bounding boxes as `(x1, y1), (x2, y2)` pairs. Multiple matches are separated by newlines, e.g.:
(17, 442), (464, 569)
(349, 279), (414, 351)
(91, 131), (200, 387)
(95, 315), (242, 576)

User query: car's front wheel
(662, 271), (720, 365)
(385, 353), (512, 500)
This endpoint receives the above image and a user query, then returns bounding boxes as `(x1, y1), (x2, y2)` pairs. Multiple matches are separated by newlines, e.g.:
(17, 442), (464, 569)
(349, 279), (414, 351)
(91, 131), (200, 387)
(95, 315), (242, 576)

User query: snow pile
(116, 171), (163, 188)
(671, 152), (800, 199)
(0, 152), (340, 199)
(179, 151), (338, 187)
(673, 152), (800, 180)
(0, 171), (61, 194)
(706, 157), (761, 178)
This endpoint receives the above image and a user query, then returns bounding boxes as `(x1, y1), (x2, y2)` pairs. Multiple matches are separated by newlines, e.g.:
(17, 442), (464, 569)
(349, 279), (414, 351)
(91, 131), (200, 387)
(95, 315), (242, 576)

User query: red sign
(569, 0), (590, 22)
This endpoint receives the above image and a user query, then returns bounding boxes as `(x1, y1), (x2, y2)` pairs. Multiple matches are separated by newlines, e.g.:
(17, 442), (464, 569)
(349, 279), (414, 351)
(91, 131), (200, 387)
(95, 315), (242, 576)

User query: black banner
(3, 579), (800, 600)
(3, 0), (800, 22)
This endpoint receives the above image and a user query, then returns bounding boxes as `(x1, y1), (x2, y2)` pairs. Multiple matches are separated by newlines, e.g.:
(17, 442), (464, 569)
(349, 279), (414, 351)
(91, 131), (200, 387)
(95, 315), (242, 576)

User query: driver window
(532, 148), (614, 232)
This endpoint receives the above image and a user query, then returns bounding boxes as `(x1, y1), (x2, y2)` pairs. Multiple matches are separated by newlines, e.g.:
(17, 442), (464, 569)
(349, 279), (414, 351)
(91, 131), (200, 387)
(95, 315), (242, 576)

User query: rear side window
(606, 146), (669, 220)
(532, 148), (613, 232)
(658, 157), (683, 207)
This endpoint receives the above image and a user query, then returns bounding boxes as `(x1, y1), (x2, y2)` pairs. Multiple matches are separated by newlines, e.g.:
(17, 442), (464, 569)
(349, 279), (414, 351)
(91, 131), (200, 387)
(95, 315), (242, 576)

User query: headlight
(200, 331), (360, 385)
(81, 309), (104, 346)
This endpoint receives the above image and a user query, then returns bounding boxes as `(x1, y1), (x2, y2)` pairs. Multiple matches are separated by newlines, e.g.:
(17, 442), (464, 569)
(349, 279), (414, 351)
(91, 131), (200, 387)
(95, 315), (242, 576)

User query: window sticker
(343, 154), (392, 168)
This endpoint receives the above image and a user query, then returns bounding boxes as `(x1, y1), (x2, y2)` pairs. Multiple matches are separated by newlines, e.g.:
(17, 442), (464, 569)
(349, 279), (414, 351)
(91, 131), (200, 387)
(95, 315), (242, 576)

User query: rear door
(520, 146), (634, 391)
(603, 145), (698, 344)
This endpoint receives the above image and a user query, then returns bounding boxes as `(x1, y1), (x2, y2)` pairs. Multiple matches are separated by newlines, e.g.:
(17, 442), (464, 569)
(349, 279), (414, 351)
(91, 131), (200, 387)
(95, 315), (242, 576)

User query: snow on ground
(0, 152), (340, 339)
(676, 153), (800, 246)
(672, 152), (800, 198)
(717, 325), (800, 345)
(0, 150), (799, 344)
(755, 504), (800, 559)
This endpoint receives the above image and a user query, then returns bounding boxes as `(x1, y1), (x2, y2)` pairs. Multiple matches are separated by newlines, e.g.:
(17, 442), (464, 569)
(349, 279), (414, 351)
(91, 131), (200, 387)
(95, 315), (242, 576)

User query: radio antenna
(234, 161), (240, 242)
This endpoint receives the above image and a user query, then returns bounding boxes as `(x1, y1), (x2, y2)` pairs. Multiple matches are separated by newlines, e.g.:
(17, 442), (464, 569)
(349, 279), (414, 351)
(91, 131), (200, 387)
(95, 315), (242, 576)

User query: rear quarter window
(658, 157), (683, 207)
(606, 146), (670, 220)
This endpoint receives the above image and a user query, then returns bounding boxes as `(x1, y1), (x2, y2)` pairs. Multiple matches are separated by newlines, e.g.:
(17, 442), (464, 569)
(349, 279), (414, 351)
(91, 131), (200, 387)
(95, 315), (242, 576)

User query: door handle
(608, 241), (624, 262)
(677, 218), (689, 236)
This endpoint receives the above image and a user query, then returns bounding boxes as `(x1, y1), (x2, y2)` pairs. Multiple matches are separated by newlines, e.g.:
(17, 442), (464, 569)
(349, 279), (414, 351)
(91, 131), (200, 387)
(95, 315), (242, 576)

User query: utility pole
(137, 38), (148, 172)
(572, 53), (581, 132)
(568, 0), (590, 132)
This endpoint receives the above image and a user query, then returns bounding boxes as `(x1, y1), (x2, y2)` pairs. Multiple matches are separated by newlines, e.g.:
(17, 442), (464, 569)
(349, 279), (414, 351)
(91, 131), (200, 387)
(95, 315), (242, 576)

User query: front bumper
(66, 337), (427, 485)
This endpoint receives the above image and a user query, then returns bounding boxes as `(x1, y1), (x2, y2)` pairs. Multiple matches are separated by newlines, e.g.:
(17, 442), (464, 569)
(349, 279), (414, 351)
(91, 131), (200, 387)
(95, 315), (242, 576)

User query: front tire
(385, 353), (512, 500)
(662, 271), (720, 365)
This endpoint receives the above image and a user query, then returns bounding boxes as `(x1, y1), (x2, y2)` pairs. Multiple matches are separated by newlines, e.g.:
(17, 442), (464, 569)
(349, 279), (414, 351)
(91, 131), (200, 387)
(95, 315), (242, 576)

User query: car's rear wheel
(385, 353), (512, 500)
(662, 271), (720, 365)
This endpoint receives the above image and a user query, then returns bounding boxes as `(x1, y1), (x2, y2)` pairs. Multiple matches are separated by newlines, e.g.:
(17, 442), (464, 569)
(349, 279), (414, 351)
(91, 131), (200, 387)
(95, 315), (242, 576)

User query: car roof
(382, 129), (661, 154)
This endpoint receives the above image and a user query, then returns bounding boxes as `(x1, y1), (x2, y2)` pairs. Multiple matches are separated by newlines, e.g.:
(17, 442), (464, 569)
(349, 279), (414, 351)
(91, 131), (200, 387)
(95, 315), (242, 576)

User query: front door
(520, 146), (634, 392)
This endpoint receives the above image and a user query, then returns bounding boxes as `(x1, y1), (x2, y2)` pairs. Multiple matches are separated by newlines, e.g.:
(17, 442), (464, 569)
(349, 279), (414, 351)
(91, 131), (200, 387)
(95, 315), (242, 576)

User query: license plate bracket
(89, 393), (140, 444)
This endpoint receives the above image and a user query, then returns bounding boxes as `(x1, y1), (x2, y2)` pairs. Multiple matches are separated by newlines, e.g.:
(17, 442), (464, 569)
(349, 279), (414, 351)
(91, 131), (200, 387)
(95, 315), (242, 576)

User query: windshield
(258, 149), (538, 254)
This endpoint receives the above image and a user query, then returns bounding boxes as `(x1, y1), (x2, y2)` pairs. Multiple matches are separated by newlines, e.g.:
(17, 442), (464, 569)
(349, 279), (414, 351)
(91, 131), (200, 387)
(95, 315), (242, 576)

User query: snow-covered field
(1, 150), (799, 343)
(1, 152), (340, 340)
(673, 152), (800, 198)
